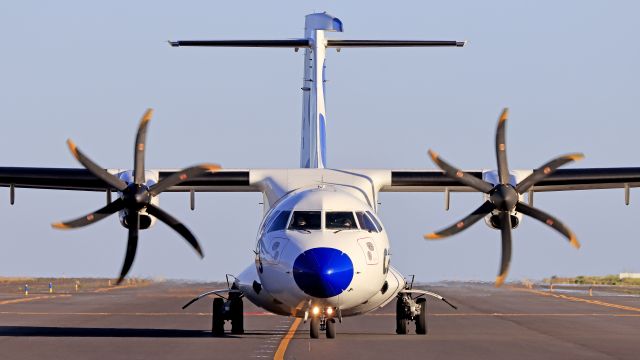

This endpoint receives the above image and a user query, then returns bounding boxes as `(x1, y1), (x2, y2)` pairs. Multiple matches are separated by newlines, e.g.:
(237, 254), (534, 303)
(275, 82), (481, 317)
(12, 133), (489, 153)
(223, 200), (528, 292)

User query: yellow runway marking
(513, 287), (640, 313)
(273, 317), (301, 360)
(0, 295), (71, 305)
(0, 311), (209, 316)
(0, 311), (276, 317)
(366, 312), (640, 317)
(94, 284), (146, 293)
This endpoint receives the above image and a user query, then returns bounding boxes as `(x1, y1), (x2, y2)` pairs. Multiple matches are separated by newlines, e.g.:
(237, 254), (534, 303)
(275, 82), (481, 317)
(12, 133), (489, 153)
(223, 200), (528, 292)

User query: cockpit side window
(326, 212), (357, 230)
(366, 211), (383, 232)
(289, 211), (321, 231)
(356, 212), (379, 233)
(266, 210), (291, 233)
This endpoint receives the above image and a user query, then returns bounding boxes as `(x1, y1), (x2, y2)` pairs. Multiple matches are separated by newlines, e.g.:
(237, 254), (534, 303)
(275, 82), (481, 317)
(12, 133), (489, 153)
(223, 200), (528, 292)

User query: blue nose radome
(292, 247), (354, 298)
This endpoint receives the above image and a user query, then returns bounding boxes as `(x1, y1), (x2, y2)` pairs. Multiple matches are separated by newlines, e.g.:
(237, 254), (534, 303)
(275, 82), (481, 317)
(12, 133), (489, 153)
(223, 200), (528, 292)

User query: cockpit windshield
(366, 211), (383, 231)
(326, 212), (357, 230)
(289, 211), (321, 231)
(266, 210), (291, 233)
(356, 211), (379, 233)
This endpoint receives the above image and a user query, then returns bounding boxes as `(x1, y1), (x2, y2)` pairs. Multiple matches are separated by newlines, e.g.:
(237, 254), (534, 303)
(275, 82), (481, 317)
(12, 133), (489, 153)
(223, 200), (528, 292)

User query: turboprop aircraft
(2, 12), (640, 339)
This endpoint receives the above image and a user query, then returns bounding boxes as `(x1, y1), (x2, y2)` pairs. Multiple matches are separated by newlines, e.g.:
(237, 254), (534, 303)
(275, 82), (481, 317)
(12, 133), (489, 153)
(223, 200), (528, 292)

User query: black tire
(416, 298), (428, 335)
(212, 298), (225, 337)
(310, 317), (320, 339)
(230, 297), (244, 334)
(326, 318), (336, 339)
(396, 297), (408, 335)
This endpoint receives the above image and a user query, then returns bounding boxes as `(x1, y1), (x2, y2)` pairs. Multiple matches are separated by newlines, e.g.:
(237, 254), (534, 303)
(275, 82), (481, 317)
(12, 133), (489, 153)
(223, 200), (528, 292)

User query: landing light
(312, 306), (320, 316)
(326, 307), (334, 315)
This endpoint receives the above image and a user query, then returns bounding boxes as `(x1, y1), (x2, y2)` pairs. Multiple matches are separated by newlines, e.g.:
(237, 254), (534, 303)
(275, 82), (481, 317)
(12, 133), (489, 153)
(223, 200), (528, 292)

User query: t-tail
(169, 12), (466, 169)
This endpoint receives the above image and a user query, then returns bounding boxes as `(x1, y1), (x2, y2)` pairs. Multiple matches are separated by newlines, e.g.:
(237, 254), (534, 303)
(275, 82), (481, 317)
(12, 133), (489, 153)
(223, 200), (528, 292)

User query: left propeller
(52, 109), (220, 284)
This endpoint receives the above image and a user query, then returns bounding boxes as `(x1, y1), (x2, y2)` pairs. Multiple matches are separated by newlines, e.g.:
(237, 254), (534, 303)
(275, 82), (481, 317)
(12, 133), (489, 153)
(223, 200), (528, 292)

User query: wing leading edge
(2, 167), (638, 193)
(0, 167), (255, 192)
(383, 168), (640, 193)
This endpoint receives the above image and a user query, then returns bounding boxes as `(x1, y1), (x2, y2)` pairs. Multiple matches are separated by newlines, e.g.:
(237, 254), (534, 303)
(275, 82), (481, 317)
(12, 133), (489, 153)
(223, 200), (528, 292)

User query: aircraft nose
(293, 247), (354, 298)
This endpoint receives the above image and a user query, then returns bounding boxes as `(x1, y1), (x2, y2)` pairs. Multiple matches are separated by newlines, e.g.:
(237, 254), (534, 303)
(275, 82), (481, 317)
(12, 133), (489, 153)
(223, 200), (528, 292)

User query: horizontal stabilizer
(326, 40), (466, 47)
(168, 40), (310, 48)
(168, 39), (465, 49)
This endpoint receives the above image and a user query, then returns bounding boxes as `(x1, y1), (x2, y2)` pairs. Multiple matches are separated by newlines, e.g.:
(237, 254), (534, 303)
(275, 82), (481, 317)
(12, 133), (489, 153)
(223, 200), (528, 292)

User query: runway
(0, 281), (638, 359)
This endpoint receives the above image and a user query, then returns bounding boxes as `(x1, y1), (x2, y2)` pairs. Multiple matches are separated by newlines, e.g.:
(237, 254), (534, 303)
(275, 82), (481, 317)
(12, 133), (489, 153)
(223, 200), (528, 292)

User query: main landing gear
(308, 306), (337, 339)
(394, 276), (458, 335)
(212, 291), (244, 337)
(396, 294), (428, 335)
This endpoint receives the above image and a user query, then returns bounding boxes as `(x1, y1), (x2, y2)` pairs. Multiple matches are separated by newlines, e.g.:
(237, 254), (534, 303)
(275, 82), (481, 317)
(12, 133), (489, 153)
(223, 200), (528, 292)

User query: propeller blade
(148, 164), (221, 197)
(515, 202), (580, 249)
(133, 109), (153, 185)
(495, 108), (510, 185)
(495, 211), (512, 287)
(515, 153), (585, 194)
(66, 139), (127, 191)
(52, 198), (125, 229)
(145, 204), (203, 257)
(425, 201), (495, 239)
(428, 150), (494, 193)
(118, 212), (139, 285)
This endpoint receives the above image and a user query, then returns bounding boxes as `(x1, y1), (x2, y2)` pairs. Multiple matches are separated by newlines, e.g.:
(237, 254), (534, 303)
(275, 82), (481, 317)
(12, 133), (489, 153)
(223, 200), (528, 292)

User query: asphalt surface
(0, 281), (638, 360)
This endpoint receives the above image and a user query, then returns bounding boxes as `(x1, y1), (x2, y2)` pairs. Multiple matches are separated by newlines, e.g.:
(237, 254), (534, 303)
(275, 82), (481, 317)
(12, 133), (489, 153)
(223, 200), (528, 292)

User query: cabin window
(326, 212), (357, 230)
(289, 211), (321, 231)
(356, 212), (379, 233)
(267, 210), (291, 233)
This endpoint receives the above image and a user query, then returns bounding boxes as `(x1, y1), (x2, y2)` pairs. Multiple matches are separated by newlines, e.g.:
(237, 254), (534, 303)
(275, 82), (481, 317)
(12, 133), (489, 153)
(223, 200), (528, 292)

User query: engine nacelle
(119, 210), (157, 229)
(116, 170), (160, 230)
(117, 170), (158, 188)
(481, 169), (529, 230)
(484, 211), (522, 230)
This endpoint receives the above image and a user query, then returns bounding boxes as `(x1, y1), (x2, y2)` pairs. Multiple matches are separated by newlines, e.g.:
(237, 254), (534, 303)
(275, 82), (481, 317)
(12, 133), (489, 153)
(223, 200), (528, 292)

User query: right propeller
(52, 109), (220, 284)
(424, 108), (583, 287)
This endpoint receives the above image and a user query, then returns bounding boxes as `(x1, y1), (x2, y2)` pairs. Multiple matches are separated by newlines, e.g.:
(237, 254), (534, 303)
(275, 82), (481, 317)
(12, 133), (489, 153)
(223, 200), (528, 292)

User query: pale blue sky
(0, 1), (638, 281)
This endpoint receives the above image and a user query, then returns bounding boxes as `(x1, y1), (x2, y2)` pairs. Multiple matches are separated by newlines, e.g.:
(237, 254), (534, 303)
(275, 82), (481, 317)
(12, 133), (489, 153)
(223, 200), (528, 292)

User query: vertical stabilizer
(169, 14), (464, 169)
(300, 13), (343, 168)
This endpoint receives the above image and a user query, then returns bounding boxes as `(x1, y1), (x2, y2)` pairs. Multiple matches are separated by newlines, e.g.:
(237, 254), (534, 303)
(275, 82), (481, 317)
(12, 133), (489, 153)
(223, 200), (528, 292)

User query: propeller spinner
(425, 108), (583, 287)
(52, 109), (220, 284)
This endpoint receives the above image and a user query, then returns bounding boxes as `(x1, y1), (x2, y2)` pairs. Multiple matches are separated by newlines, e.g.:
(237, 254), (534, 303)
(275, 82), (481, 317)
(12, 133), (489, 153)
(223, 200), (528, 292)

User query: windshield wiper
(295, 229), (311, 234)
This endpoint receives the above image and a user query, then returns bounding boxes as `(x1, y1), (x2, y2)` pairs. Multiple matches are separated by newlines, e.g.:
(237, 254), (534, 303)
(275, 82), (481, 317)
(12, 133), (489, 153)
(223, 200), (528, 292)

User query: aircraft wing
(379, 168), (640, 193)
(2, 166), (638, 194)
(0, 167), (257, 192)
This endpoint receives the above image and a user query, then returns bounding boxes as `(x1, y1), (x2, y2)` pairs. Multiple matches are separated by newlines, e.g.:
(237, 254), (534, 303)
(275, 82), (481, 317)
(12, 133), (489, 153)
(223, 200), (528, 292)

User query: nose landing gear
(326, 318), (336, 338)
(310, 316), (320, 338)
(308, 306), (338, 339)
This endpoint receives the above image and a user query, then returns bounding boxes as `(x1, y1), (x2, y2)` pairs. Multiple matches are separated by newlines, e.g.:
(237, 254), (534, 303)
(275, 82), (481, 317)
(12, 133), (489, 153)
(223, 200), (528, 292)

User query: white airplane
(2, 12), (639, 339)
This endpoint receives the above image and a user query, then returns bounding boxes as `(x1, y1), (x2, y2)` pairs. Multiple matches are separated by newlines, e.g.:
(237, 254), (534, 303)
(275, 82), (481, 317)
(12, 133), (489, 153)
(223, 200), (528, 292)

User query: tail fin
(299, 13), (342, 168)
(169, 12), (465, 168)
